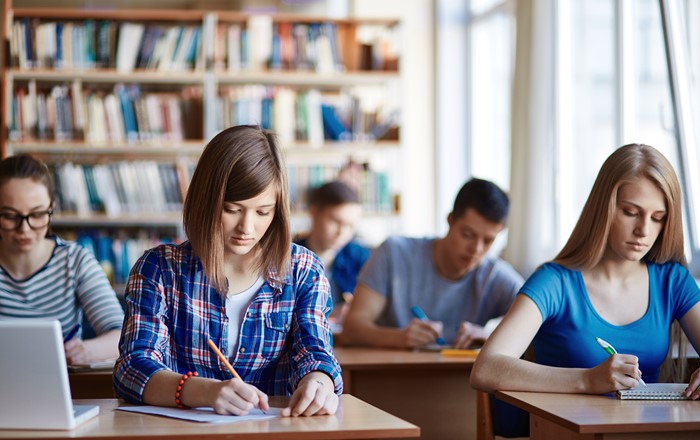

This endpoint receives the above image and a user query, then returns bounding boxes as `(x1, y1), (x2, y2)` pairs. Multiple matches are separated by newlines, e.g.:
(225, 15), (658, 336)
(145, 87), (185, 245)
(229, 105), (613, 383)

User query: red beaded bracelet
(175, 371), (198, 409)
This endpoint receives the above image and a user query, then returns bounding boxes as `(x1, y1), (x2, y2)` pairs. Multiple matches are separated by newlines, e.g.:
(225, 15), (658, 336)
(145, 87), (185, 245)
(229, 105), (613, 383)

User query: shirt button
(240, 347), (246, 353)
(247, 311), (251, 317)
(284, 323), (289, 329)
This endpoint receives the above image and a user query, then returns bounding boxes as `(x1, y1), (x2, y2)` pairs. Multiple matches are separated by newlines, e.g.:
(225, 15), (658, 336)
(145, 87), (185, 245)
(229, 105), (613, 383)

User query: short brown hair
(554, 143), (686, 269)
(0, 154), (55, 206)
(183, 126), (291, 293)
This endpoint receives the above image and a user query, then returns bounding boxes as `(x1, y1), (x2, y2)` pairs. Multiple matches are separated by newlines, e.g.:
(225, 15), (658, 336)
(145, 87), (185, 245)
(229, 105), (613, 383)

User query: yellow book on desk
(440, 348), (480, 357)
(616, 383), (689, 400)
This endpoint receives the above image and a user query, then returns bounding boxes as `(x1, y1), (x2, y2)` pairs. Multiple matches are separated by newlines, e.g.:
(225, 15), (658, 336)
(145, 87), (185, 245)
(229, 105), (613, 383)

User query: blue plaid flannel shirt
(113, 241), (343, 403)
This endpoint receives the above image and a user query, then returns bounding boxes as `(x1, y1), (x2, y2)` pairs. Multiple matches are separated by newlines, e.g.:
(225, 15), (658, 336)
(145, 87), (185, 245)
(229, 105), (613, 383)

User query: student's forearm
(143, 370), (218, 407)
(84, 329), (121, 361)
(471, 354), (589, 394)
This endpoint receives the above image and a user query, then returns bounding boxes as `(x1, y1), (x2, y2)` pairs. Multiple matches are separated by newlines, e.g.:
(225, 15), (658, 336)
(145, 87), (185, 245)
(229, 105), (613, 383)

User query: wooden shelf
(8, 141), (205, 156)
(9, 69), (398, 86)
(8, 69), (206, 84)
(52, 213), (182, 227)
(9, 141), (398, 157)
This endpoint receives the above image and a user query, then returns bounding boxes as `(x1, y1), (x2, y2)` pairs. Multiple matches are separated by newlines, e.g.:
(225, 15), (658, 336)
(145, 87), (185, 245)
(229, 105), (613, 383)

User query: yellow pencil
(207, 339), (242, 380)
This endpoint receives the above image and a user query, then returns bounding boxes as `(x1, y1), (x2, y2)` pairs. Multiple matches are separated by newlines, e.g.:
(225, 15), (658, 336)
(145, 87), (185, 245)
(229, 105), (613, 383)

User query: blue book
(261, 97), (272, 130)
(184, 26), (201, 69)
(321, 104), (350, 141)
(115, 85), (139, 143)
(55, 22), (64, 67)
(23, 18), (34, 67)
(240, 29), (248, 68)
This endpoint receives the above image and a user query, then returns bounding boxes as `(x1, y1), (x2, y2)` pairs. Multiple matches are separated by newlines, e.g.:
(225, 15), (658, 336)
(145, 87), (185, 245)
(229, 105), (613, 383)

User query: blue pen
(410, 306), (446, 345)
(595, 337), (646, 386)
(63, 324), (81, 343)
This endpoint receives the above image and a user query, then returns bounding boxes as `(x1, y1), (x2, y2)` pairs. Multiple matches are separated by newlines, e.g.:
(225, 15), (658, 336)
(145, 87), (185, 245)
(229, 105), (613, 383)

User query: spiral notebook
(616, 383), (689, 400)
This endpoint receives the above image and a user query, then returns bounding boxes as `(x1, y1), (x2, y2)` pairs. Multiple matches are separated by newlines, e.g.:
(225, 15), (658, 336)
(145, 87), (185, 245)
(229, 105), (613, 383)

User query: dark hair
(308, 180), (359, 209)
(452, 178), (509, 223)
(183, 125), (291, 293)
(0, 154), (55, 205)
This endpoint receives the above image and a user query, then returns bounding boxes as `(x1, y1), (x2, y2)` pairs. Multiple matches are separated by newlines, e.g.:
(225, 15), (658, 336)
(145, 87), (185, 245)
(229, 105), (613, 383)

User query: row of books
(49, 161), (189, 217)
(67, 230), (179, 285)
(9, 16), (399, 72)
(9, 18), (204, 72)
(216, 19), (343, 72)
(47, 160), (393, 216)
(216, 85), (400, 144)
(9, 82), (203, 143)
(9, 81), (397, 144)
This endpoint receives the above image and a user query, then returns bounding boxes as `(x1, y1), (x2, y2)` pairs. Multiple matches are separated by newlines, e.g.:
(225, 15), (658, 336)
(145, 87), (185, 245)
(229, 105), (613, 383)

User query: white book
(93, 165), (122, 216)
(246, 15), (273, 71)
(104, 93), (126, 143)
(156, 26), (180, 71)
(86, 94), (107, 143)
(171, 26), (194, 71)
(116, 22), (145, 72)
(616, 383), (690, 400)
(226, 24), (241, 72)
(201, 13), (216, 70)
(273, 87), (296, 145)
(67, 163), (91, 216)
(305, 89), (324, 147)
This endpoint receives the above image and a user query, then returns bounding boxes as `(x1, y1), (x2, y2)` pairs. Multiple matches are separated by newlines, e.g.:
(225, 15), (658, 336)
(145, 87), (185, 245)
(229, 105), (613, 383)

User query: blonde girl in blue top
(472, 144), (700, 398)
(114, 125), (342, 417)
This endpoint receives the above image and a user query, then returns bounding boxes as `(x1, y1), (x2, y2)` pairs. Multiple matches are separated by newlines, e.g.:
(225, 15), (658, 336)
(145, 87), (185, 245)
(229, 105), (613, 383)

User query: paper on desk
(68, 359), (116, 371)
(116, 405), (282, 423)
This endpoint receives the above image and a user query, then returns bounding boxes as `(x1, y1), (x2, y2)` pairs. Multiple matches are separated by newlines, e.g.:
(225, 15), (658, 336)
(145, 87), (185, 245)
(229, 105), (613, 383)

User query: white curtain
(503, 0), (560, 277)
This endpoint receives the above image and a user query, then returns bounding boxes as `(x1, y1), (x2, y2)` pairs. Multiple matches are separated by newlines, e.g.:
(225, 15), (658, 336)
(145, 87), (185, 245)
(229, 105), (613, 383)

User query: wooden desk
(69, 370), (115, 399)
(0, 395), (419, 440)
(335, 347), (477, 440)
(497, 390), (700, 440)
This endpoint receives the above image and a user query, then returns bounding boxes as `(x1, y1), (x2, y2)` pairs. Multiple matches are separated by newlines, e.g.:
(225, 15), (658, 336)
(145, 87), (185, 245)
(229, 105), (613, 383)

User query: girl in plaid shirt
(114, 125), (342, 416)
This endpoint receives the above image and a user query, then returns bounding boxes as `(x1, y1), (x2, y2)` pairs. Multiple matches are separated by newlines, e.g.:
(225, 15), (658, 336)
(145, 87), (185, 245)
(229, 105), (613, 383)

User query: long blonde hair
(553, 143), (686, 269)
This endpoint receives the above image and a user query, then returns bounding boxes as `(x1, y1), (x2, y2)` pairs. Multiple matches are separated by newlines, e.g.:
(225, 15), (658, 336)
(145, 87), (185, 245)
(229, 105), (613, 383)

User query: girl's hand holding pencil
(207, 339), (269, 415)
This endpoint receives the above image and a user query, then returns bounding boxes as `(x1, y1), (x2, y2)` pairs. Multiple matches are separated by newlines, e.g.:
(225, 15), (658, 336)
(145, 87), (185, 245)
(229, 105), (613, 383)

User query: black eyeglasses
(0, 210), (53, 231)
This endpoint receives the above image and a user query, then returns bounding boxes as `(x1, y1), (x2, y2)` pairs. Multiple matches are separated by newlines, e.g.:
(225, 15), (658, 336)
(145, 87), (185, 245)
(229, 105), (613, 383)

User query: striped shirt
(113, 241), (343, 404)
(0, 236), (125, 339)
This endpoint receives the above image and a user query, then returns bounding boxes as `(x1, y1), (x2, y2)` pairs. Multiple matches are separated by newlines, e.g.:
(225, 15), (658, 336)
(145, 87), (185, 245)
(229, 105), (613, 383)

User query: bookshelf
(1, 2), (403, 273)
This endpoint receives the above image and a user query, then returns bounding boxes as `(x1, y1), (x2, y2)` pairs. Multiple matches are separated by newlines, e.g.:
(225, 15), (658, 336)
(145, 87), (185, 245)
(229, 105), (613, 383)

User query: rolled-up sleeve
(113, 250), (171, 403)
(289, 251), (343, 395)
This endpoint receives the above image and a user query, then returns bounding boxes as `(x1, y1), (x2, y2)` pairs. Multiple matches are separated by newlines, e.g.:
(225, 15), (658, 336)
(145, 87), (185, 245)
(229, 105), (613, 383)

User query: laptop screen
(0, 319), (99, 430)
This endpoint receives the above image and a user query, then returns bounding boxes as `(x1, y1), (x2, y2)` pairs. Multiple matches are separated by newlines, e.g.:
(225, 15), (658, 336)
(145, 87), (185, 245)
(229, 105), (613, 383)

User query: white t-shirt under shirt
(226, 277), (264, 356)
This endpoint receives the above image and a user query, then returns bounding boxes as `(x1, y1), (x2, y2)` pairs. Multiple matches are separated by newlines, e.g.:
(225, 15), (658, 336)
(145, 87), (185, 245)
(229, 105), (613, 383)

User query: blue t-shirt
(358, 236), (524, 344)
(294, 238), (370, 305)
(522, 262), (700, 383)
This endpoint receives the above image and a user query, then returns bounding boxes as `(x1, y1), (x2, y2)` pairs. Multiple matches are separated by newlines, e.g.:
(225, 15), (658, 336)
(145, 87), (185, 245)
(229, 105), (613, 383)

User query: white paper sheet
(116, 405), (282, 423)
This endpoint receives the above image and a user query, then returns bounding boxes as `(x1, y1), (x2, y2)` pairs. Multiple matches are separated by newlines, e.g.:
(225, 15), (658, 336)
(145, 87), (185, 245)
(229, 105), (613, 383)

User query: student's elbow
(339, 314), (365, 346)
(470, 354), (498, 393)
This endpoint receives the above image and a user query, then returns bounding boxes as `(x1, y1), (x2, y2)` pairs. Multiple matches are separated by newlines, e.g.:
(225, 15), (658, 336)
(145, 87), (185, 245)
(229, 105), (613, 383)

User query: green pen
(595, 337), (646, 386)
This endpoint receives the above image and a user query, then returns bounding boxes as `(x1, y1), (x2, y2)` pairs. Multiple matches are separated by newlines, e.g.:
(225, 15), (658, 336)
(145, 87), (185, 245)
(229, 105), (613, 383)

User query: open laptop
(0, 320), (100, 429)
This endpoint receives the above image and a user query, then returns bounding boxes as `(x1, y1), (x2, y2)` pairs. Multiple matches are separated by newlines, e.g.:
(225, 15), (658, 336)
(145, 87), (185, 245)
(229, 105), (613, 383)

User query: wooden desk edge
(496, 390), (700, 435)
(495, 390), (584, 433)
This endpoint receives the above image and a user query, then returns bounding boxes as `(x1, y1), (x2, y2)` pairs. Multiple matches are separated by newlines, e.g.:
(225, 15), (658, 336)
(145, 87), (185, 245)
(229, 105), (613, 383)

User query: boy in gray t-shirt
(342, 178), (524, 349)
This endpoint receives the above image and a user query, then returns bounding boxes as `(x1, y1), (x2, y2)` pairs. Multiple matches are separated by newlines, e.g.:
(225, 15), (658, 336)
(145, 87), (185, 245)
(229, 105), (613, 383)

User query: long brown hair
(554, 144), (686, 269)
(183, 125), (291, 293)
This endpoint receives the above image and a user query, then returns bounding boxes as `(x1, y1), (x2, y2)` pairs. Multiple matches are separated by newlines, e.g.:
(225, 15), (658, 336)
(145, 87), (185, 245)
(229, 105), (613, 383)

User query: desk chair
(476, 390), (529, 440)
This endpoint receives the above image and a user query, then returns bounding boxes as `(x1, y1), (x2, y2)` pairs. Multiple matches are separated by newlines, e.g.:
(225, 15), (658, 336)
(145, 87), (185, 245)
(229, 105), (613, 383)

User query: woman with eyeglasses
(0, 154), (124, 365)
